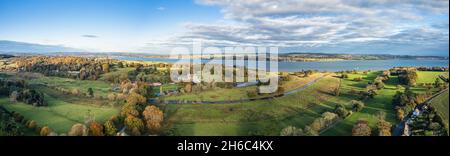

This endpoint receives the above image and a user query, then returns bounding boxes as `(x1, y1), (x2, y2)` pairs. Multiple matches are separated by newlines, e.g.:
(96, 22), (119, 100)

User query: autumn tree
(334, 104), (349, 118)
(352, 119), (371, 136)
(396, 108), (405, 121)
(102, 63), (110, 73)
(68, 123), (89, 136)
(89, 121), (104, 136)
(351, 100), (365, 112)
(126, 92), (146, 106)
(104, 120), (118, 136)
(26, 120), (37, 130)
(377, 119), (392, 136)
(143, 105), (164, 134)
(280, 126), (304, 136)
(184, 83), (193, 93)
(117, 62), (124, 68)
(303, 126), (319, 136)
(40, 126), (52, 136)
(124, 115), (144, 136)
(121, 102), (140, 117)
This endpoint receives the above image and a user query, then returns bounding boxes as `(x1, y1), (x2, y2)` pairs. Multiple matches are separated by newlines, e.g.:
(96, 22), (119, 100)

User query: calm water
(115, 56), (449, 72)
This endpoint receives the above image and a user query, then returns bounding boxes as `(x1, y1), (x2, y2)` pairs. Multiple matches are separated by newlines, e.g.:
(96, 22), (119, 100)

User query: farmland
(429, 90), (449, 131)
(164, 75), (348, 136)
(0, 55), (448, 136)
(0, 96), (119, 133)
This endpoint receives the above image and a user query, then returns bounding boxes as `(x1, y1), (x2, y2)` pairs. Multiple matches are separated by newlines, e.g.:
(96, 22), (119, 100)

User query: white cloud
(157, 7), (166, 11)
(139, 0), (449, 55)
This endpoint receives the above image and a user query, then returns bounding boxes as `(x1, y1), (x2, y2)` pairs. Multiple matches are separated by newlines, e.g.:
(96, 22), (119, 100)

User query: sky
(0, 0), (448, 56)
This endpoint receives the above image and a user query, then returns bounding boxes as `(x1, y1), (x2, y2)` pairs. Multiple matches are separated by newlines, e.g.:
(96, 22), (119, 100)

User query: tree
(184, 83), (193, 93)
(40, 126), (52, 136)
(280, 126), (304, 136)
(117, 62), (124, 68)
(104, 120), (118, 136)
(27, 120), (37, 130)
(377, 120), (392, 136)
(87, 88), (94, 97)
(303, 126), (318, 136)
(352, 119), (371, 136)
(434, 78), (442, 88)
(334, 104), (349, 118)
(89, 121), (104, 136)
(9, 91), (18, 102)
(68, 123), (88, 136)
(126, 92), (146, 106)
(102, 63), (110, 73)
(124, 115), (144, 136)
(121, 102), (140, 117)
(143, 105), (164, 134)
(398, 70), (418, 86)
(374, 80), (384, 89)
(351, 100), (365, 112)
(396, 108), (405, 121)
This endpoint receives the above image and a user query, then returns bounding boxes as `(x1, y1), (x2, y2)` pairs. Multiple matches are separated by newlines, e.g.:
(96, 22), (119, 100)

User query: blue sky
(0, 0), (448, 56)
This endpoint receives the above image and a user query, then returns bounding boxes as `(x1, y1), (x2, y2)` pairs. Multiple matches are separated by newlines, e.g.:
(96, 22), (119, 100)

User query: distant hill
(0, 40), (85, 54)
(280, 53), (448, 61)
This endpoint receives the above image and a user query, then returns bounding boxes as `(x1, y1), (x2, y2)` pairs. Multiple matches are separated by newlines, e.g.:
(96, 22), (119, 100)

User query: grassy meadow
(0, 95), (119, 133)
(164, 74), (350, 136)
(162, 73), (326, 102)
(430, 90), (449, 130)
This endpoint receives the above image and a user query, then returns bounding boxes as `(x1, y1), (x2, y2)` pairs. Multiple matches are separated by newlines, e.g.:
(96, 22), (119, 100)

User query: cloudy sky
(0, 0), (448, 56)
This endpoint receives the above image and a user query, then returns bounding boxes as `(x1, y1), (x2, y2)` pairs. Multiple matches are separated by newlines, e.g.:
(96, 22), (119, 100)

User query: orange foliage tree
(143, 105), (164, 134)
(89, 121), (104, 136)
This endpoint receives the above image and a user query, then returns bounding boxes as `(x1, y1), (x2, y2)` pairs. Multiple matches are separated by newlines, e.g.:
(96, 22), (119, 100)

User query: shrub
(124, 115), (144, 136)
(351, 100), (365, 112)
(280, 126), (303, 136)
(27, 120), (37, 130)
(68, 123), (88, 136)
(377, 120), (392, 136)
(352, 119), (371, 136)
(40, 126), (52, 136)
(104, 120), (118, 136)
(89, 121), (104, 136)
(353, 77), (363, 81)
(334, 104), (349, 118)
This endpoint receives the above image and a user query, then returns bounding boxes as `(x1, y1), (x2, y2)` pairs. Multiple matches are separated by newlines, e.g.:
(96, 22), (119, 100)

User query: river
(114, 56), (449, 72)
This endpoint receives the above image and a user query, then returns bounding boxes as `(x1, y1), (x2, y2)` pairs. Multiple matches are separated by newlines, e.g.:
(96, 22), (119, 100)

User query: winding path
(155, 74), (329, 105)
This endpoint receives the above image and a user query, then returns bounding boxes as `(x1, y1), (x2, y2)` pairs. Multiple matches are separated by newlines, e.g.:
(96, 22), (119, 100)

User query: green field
(322, 74), (398, 136)
(165, 72), (399, 136)
(430, 90), (449, 130)
(163, 73), (325, 102)
(323, 71), (448, 136)
(0, 95), (119, 134)
(417, 71), (449, 84)
(164, 75), (353, 136)
(29, 76), (112, 97)
(99, 67), (135, 82)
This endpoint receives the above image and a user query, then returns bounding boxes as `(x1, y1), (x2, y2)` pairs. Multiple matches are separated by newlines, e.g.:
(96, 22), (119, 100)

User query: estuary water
(115, 56), (449, 72)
